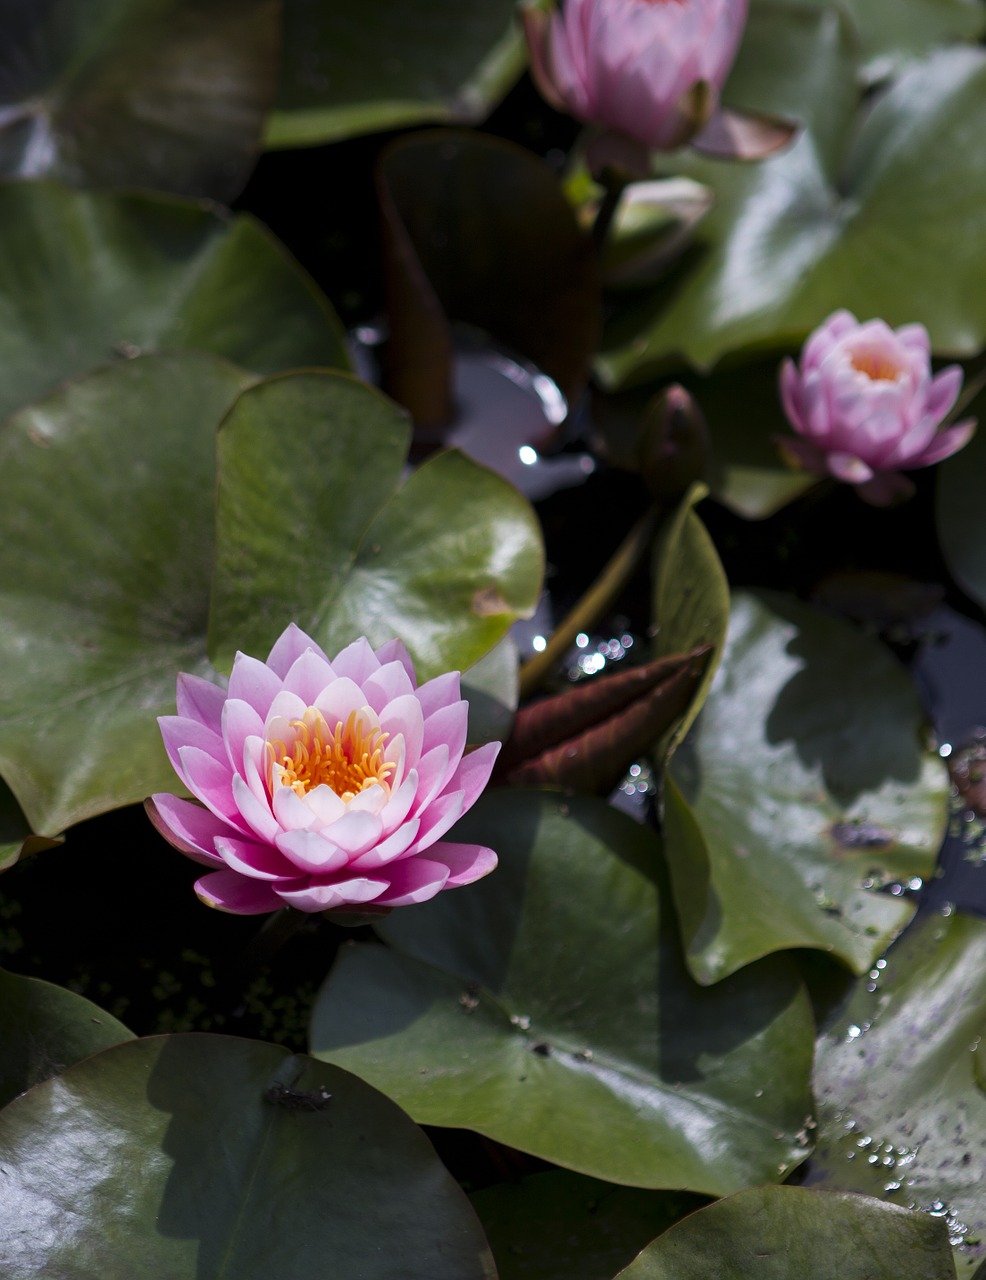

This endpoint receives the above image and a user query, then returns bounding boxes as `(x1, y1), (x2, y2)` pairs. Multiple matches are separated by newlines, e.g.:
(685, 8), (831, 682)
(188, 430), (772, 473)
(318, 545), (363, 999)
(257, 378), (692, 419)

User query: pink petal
(329, 636), (382, 684)
(231, 772), (280, 843)
(265, 623), (330, 678)
(412, 745), (452, 813)
(426, 840), (499, 887)
(145, 795), (226, 865)
(272, 783), (320, 832)
(362, 660), (416, 712)
(312, 677), (371, 728)
(176, 745), (249, 834)
(904, 418), (976, 469)
(347, 818), (422, 870)
(826, 452), (874, 484)
(373, 857), (451, 907)
(281, 649), (337, 704)
(924, 365), (963, 425)
(443, 741), (501, 813)
(274, 830), (354, 874)
(413, 670), (461, 719)
(856, 471), (915, 507)
(276, 875), (389, 912)
(194, 870), (284, 914)
(175, 673), (226, 733)
(379, 693), (425, 765)
(421, 702), (468, 771)
(227, 653), (283, 716)
(221, 698), (265, 775)
(407, 789), (466, 852)
(214, 834), (297, 881)
(159, 715), (225, 782)
(373, 638), (416, 683)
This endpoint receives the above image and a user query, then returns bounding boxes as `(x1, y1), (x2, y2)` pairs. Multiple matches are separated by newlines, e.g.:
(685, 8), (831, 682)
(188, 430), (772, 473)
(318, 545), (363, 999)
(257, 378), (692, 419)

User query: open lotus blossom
(778, 310), (976, 505)
(522, 0), (787, 170)
(146, 626), (499, 914)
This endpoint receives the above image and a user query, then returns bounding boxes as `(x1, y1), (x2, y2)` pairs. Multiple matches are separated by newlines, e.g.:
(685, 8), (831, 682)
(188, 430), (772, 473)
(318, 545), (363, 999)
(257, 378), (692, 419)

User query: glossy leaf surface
(0, 181), (348, 425)
(598, 15), (986, 381)
(0, 354), (251, 834)
(806, 911), (986, 1277)
(311, 789), (815, 1195)
(268, 0), (524, 146)
(0, 969), (133, 1110)
(665, 592), (948, 984)
(0, 0), (280, 201)
(0, 1034), (496, 1279)
(210, 371), (544, 679)
(615, 1185), (955, 1279)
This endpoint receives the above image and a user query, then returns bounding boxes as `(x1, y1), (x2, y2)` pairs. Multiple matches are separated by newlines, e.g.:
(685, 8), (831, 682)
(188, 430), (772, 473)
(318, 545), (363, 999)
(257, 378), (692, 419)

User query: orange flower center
(848, 349), (904, 382)
(268, 707), (394, 801)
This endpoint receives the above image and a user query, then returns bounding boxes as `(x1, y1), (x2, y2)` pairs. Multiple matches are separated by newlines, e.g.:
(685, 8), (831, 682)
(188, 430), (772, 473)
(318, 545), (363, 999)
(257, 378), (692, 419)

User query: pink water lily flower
(523, 0), (785, 169)
(146, 626), (499, 914)
(779, 310), (976, 505)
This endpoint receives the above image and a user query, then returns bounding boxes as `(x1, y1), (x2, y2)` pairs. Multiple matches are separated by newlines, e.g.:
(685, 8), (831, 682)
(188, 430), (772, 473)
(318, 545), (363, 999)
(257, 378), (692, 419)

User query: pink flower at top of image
(778, 310), (976, 506)
(523, 0), (775, 168)
(146, 626), (499, 914)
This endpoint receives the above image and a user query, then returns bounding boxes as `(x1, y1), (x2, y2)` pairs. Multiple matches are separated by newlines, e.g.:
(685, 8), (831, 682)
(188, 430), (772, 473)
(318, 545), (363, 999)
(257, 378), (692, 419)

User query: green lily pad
(0, 969), (133, 1110)
(598, 16), (986, 382)
(267, 0), (524, 147)
(471, 1170), (704, 1280)
(664, 591), (948, 985)
(0, 353), (252, 834)
(805, 910), (986, 1277)
(935, 382), (986, 614)
(0, 181), (348, 426)
(0, 0), (280, 201)
(0, 1034), (496, 1279)
(614, 1184), (955, 1279)
(0, 780), (62, 875)
(209, 370), (544, 679)
(651, 485), (730, 757)
(310, 789), (815, 1195)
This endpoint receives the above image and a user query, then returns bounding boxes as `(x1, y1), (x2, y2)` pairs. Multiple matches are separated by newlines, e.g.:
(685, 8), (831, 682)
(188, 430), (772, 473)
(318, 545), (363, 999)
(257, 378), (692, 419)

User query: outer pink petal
(904, 418), (976, 468)
(407, 789), (466, 852)
(281, 649), (337, 705)
(347, 819), (422, 871)
(425, 840), (499, 888)
(194, 870), (285, 914)
(145, 795), (226, 865)
(778, 359), (804, 431)
(265, 623), (330, 677)
(410, 745), (451, 814)
(329, 636), (382, 684)
(176, 745), (249, 834)
(159, 716), (225, 782)
(373, 857), (451, 907)
(274, 830), (355, 874)
(924, 365), (963, 425)
(214, 834), (297, 881)
(362, 661), (416, 713)
(175, 673), (226, 733)
(231, 772), (280, 843)
(443, 741), (501, 812)
(276, 875), (389, 912)
(227, 653), (283, 716)
(421, 703), (468, 772)
(221, 698), (265, 774)
(374, 638), (416, 683)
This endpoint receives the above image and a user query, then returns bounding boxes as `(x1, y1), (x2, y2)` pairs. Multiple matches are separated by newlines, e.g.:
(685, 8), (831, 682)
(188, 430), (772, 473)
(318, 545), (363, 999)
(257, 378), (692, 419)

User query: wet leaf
(0, 780), (62, 875)
(0, 0), (280, 201)
(378, 131), (599, 421)
(805, 911), (986, 1278)
(209, 371), (544, 679)
(0, 181), (349, 426)
(651, 485), (730, 758)
(664, 591), (948, 984)
(598, 17), (986, 382)
(0, 1034), (496, 1279)
(496, 648), (710, 792)
(268, 0), (524, 147)
(0, 970), (133, 1110)
(471, 1170), (704, 1280)
(311, 789), (815, 1195)
(614, 1184), (955, 1279)
(0, 354), (252, 835)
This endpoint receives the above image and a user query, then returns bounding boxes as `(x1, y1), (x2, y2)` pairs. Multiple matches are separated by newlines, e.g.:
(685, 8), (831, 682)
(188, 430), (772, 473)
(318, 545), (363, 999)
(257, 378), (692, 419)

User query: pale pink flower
(523, 0), (763, 165)
(778, 310), (975, 505)
(146, 626), (499, 914)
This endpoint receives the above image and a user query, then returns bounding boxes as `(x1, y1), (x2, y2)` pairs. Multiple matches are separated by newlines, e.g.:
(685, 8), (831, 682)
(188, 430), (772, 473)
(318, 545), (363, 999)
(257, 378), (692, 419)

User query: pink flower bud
(146, 626), (499, 914)
(523, 0), (749, 157)
(778, 310), (976, 505)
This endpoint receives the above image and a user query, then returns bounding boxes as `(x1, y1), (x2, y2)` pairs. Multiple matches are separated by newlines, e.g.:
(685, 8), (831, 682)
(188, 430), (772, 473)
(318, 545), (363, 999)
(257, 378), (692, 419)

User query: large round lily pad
(664, 591), (948, 985)
(805, 910), (986, 1278)
(267, 0), (523, 147)
(614, 1184), (955, 1279)
(0, 181), (348, 426)
(0, 0), (280, 201)
(311, 789), (815, 1195)
(0, 1034), (496, 1279)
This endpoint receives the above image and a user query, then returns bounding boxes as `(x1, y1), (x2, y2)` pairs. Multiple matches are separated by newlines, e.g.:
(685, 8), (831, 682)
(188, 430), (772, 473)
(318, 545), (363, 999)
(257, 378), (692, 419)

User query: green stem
(519, 505), (660, 700)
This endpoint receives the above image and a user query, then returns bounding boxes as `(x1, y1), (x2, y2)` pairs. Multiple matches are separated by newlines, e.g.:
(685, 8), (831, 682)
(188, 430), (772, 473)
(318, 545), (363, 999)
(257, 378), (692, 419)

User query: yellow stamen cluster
(268, 707), (394, 802)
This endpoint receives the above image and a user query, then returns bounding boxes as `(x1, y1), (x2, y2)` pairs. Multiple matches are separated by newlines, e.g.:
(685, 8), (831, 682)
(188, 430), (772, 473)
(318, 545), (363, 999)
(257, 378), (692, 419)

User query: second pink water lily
(146, 626), (499, 914)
